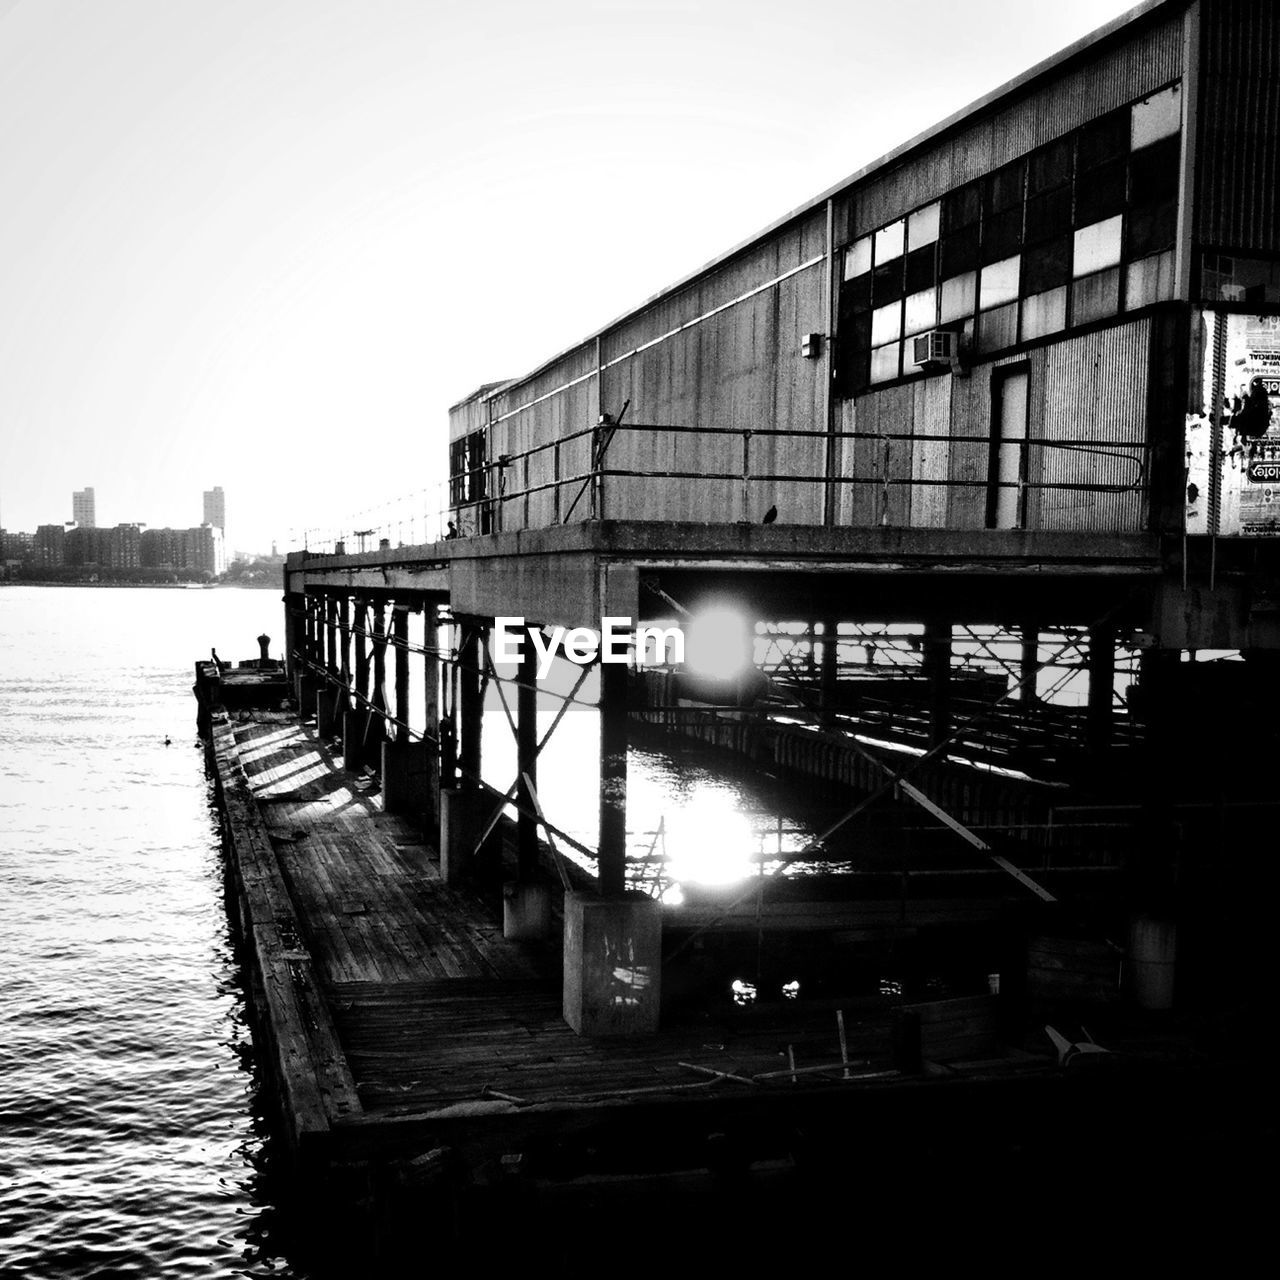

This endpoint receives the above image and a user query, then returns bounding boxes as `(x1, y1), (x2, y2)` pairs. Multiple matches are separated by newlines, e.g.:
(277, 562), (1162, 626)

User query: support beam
(598, 660), (628, 896)
(326, 594), (338, 675)
(819, 616), (839, 718)
(344, 595), (371, 771)
(1087, 623), (1115, 751)
(393, 605), (411, 742)
(922, 620), (952, 748)
(1019, 625), (1040, 705)
(423, 604), (441, 823)
(516, 627), (539, 882)
(459, 623), (484, 794)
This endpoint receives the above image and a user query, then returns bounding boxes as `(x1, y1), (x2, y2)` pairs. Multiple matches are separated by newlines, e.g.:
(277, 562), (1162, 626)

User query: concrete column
(382, 739), (431, 817)
(598, 660), (628, 896)
(1087, 624), (1115, 750)
(316, 685), (342, 738)
(562, 891), (662, 1036)
(439, 786), (473, 885)
(922, 620), (952, 748)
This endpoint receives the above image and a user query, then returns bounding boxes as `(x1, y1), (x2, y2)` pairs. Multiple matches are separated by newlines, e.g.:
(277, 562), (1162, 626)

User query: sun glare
(684, 606), (751, 679)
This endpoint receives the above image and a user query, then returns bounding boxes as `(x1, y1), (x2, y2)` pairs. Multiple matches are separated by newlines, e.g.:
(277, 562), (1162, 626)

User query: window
(835, 82), (1181, 393)
(449, 431), (487, 505)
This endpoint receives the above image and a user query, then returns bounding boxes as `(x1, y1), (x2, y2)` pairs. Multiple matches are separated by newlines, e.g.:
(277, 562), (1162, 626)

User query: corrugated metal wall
(1196, 0), (1280, 254)
(600, 212), (828, 524)
(1036, 320), (1151, 531)
(839, 319), (1151, 533)
(847, 10), (1185, 237)
(488, 345), (599, 529)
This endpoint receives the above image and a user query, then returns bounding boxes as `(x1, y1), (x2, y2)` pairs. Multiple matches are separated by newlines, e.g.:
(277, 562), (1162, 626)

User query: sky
(0, 0), (1145, 555)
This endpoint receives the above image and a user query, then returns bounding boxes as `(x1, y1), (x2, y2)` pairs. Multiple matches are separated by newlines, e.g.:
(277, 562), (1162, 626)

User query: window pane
(1023, 234), (1072, 294)
(1126, 251), (1175, 310)
(870, 343), (900, 383)
(1131, 84), (1181, 151)
(905, 244), (938, 294)
(1074, 215), (1123, 277)
(1021, 286), (1067, 340)
(839, 274), (872, 319)
(1129, 134), (1180, 204)
(980, 255), (1021, 308)
(908, 202), (941, 250)
(1075, 157), (1127, 225)
(939, 271), (976, 323)
(982, 207), (1023, 264)
(1026, 188), (1072, 244)
(1126, 200), (1177, 259)
(1029, 137), (1073, 194)
(1072, 267), (1120, 324)
(903, 287), (938, 336)
(941, 225), (980, 276)
(873, 259), (905, 303)
(1079, 109), (1130, 172)
(976, 302), (1019, 354)
(871, 300), (903, 346)
(944, 182), (982, 230)
(985, 159), (1025, 213)
(845, 236), (873, 280)
(874, 220), (905, 264)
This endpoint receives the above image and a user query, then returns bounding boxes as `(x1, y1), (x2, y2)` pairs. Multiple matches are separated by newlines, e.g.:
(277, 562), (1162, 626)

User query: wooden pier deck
(218, 712), (927, 1119)
(202, 690), (1276, 1267)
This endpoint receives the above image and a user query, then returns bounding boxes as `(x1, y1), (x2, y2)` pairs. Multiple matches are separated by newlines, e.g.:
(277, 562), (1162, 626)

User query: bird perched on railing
(762, 504), (778, 524)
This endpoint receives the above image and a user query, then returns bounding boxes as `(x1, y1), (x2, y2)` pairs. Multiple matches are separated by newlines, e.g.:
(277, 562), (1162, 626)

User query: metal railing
(293, 419), (1151, 553)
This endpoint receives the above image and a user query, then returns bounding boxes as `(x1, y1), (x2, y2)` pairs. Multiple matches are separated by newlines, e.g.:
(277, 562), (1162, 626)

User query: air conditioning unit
(912, 330), (958, 368)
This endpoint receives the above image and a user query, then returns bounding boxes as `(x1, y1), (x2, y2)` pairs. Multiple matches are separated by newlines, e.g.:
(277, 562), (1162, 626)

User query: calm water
(0, 586), (295, 1280)
(0, 584), (825, 1277)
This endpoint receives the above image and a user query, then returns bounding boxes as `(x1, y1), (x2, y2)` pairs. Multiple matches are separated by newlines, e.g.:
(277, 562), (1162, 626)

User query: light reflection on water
(479, 690), (823, 898)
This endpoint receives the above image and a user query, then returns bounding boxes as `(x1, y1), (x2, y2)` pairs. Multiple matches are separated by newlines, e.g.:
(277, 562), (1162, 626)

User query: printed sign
(1187, 312), (1280, 537)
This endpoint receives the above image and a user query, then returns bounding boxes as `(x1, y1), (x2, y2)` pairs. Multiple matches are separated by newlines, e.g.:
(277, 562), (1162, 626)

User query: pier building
(206, 1), (1280, 1259)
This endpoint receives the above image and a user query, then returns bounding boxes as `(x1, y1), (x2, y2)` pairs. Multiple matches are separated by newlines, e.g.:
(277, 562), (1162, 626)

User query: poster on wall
(1187, 312), (1280, 536)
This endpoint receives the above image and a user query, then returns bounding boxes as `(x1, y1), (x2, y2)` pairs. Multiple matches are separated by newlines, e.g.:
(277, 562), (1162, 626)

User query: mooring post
(505, 625), (550, 939)
(923, 619), (952, 747)
(1087, 623), (1115, 752)
(562, 658), (661, 1036)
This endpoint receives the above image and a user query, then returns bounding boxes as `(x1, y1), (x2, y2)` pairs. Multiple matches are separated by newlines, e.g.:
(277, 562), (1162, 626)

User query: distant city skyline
(0, 1), (1140, 552)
